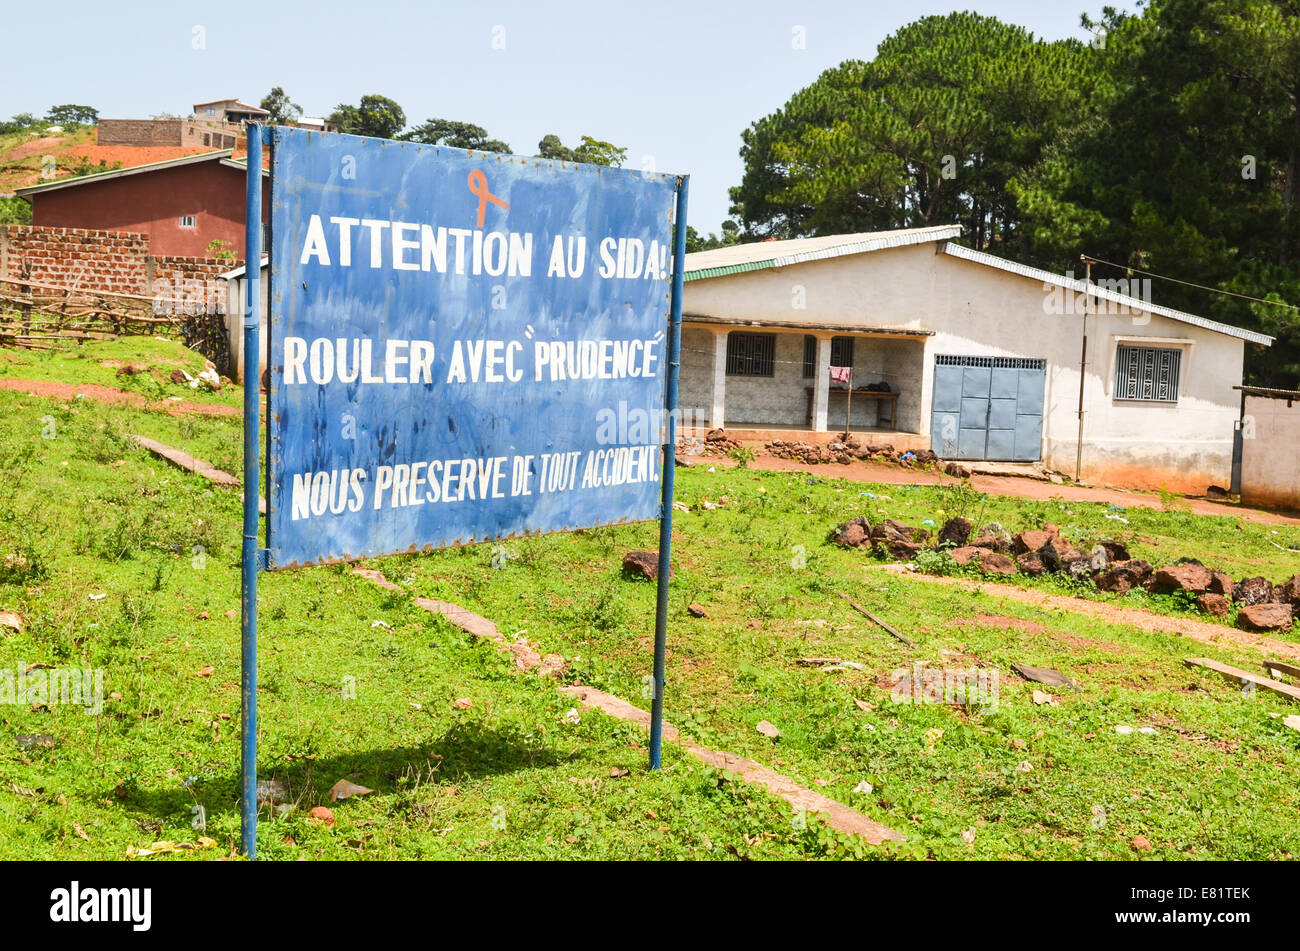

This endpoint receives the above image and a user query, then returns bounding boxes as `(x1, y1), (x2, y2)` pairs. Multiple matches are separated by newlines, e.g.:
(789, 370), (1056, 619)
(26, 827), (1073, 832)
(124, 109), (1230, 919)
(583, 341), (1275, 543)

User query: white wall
(682, 243), (1249, 490)
(223, 270), (269, 383)
(1242, 394), (1300, 511)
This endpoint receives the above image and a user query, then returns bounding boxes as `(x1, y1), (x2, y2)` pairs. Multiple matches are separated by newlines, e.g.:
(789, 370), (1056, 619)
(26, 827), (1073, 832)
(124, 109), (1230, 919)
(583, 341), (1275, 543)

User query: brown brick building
(16, 151), (268, 259)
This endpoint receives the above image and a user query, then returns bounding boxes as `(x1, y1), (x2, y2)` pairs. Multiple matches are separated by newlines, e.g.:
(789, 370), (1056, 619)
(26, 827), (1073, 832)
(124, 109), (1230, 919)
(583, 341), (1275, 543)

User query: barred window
(830, 336), (855, 368)
(726, 332), (776, 377)
(802, 335), (816, 378)
(1114, 345), (1181, 403)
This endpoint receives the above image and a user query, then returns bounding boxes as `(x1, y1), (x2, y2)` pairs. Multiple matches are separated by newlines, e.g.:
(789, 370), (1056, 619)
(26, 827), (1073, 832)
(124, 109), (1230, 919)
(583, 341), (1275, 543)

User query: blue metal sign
(266, 127), (682, 568)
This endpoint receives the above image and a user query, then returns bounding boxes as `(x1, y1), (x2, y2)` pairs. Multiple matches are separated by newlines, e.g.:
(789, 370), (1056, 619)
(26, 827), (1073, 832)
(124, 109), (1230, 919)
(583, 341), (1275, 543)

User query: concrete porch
(678, 319), (932, 438)
(680, 422), (930, 452)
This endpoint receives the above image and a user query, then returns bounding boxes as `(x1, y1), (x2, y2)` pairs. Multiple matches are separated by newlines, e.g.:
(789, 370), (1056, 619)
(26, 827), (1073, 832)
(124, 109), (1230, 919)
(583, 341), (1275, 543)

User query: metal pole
(845, 367), (852, 437)
(1075, 258), (1090, 483)
(650, 174), (688, 770)
(240, 124), (263, 857)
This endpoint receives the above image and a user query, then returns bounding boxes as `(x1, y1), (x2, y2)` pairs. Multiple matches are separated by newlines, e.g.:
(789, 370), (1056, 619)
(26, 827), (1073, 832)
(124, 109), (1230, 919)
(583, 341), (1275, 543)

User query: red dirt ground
(877, 564), (1300, 661)
(0, 379), (237, 417)
(703, 454), (1300, 527)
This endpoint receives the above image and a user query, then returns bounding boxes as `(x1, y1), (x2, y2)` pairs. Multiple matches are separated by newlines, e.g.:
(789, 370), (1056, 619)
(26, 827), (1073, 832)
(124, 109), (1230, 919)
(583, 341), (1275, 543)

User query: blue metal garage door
(931, 355), (1046, 462)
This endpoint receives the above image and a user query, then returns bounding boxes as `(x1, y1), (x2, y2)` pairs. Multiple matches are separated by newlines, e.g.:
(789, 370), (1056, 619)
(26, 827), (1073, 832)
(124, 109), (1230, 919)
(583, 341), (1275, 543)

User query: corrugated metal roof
(683, 225), (961, 281)
(1235, 384), (1300, 400)
(683, 314), (933, 336)
(940, 242), (1275, 347)
(16, 149), (235, 196)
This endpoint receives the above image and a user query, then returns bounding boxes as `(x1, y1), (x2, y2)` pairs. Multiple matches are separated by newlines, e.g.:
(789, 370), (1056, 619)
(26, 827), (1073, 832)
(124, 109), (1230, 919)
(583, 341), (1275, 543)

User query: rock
(1016, 551), (1048, 576)
(1097, 540), (1131, 562)
(169, 368), (189, 385)
(1130, 835), (1152, 852)
(1038, 536), (1083, 572)
(831, 516), (872, 548)
(938, 517), (972, 548)
(1273, 574), (1300, 606)
(1152, 563), (1213, 594)
(1207, 571), (1234, 598)
(1237, 602), (1295, 632)
(953, 547), (1015, 574)
(968, 535), (997, 550)
(1063, 557), (1094, 579)
(1195, 593), (1230, 618)
(1013, 529), (1052, 555)
(944, 462), (973, 479)
(622, 550), (673, 581)
(1097, 560), (1153, 594)
(871, 519), (930, 545)
(884, 539), (923, 560)
(1235, 576), (1273, 606)
(687, 604), (708, 618)
(308, 805), (335, 826)
(975, 551), (1017, 575)
(756, 720), (781, 739)
(1042, 523), (1062, 538)
(1206, 485), (1229, 500)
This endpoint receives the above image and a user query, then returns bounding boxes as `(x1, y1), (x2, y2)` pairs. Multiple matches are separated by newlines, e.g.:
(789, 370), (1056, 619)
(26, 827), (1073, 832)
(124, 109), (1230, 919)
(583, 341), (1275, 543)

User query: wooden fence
(0, 272), (230, 374)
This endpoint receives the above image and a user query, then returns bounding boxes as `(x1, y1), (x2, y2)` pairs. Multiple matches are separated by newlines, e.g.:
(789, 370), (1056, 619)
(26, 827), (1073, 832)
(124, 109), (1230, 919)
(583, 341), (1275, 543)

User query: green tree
(0, 196), (32, 225)
(686, 220), (744, 253)
(45, 105), (98, 127)
(328, 95), (406, 139)
(403, 118), (510, 153)
(537, 134), (627, 167)
(260, 87), (302, 125)
(1009, 1), (1300, 385)
(730, 12), (1099, 254)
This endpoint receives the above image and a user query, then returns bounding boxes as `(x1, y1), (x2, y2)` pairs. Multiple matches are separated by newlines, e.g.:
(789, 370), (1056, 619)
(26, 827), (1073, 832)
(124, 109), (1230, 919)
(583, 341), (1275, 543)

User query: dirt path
(874, 564), (1300, 662)
(701, 454), (1300, 527)
(0, 379), (238, 418)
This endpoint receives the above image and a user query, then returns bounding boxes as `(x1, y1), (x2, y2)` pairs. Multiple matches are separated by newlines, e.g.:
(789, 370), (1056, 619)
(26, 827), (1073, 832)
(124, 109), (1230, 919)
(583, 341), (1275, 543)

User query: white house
(680, 226), (1273, 493)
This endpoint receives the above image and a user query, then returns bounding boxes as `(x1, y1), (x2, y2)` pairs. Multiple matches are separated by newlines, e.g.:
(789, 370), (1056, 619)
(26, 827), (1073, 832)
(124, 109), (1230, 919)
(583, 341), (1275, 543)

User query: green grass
(0, 339), (238, 410)
(2, 340), (1299, 860)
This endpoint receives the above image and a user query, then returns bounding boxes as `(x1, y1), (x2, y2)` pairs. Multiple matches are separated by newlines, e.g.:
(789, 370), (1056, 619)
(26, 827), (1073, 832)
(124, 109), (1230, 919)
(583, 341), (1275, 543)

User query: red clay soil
(706, 454), (1300, 527)
(0, 379), (238, 418)
(877, 564), (1300, 662)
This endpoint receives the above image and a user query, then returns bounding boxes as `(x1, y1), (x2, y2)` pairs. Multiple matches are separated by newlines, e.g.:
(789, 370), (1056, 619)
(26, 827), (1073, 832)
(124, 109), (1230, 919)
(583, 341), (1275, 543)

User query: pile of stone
(767, 435), (939, 469)
(702, 429), (742, 453)
(830, 514), (1300, 633)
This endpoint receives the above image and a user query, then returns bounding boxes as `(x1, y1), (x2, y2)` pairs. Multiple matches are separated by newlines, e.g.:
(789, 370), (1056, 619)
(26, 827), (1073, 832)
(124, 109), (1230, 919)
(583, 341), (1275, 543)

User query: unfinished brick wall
(96, 119), (239, 149)
(0, 226), (236, 298)
(0, 226), (150, 295)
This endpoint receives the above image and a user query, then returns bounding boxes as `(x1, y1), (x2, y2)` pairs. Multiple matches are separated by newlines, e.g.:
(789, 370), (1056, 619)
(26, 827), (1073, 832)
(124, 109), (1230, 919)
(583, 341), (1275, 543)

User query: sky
(2, 0), (1108, 230)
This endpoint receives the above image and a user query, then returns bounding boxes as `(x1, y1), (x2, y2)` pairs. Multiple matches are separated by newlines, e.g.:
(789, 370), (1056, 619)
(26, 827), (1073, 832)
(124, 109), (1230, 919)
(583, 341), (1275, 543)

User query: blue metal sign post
(241, 126), (687, 856)
(240, 126), (264, 858)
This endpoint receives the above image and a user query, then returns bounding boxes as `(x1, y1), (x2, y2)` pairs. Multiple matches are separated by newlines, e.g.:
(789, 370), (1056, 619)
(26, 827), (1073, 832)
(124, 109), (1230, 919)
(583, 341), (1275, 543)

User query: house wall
(679, 326), (715, 424)
(682, 243), (1250, 491)
(722, 330), (811, 427)
(224, 270), (270, 383)
(96, 119), (238, 149)
(28, 161), (269, 258)
(0, 225), (229, 298)
(1241, 394), (1300, 512)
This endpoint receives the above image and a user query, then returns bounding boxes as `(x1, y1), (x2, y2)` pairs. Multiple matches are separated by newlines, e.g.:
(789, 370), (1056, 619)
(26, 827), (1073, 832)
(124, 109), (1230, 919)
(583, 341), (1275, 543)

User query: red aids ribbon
(467, 169), (509, 228)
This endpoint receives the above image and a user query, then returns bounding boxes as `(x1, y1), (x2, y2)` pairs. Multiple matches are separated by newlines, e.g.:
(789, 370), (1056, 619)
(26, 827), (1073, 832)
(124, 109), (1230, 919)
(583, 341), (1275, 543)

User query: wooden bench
(804, 387), (899, 429)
